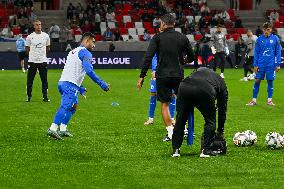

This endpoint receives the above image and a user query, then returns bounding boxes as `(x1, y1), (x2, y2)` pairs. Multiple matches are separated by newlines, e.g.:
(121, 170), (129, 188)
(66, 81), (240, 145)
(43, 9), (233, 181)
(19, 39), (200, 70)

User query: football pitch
(0, 69), (284, 188)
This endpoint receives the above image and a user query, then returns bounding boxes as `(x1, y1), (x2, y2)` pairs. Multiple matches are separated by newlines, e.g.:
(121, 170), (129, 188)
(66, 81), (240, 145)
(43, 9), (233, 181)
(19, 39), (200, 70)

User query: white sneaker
(220, 73), (225, 79)
(22, 68), (26, 73)
(248, 74), (255, 80)
(144, 119), (154, 126)
(240, 77), (248, 81)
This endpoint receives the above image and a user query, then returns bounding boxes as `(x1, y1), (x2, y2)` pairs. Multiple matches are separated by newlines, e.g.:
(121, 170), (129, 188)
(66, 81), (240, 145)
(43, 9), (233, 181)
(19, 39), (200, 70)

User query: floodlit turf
(0, 69), (284, 188)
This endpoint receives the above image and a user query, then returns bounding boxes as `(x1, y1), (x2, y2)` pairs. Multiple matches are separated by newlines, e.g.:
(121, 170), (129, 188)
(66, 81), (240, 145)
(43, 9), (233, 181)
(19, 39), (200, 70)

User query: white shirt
(49, 25), (60, 39)
(59, 46), (87, 86)
(25, 32), (50, 63)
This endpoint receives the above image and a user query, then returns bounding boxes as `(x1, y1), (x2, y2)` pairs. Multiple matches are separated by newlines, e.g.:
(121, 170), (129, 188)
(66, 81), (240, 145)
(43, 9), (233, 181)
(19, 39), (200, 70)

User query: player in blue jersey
(144, 54), (176, 126)
(16, 34), (26, 73)
(47, 32), (110, 140)
(246, 22), (281, 106)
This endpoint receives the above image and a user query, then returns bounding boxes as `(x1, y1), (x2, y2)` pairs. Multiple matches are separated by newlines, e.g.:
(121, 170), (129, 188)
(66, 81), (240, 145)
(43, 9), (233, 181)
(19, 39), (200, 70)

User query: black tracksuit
(172, 67), (228, 150)
(140, 27), (195, 102)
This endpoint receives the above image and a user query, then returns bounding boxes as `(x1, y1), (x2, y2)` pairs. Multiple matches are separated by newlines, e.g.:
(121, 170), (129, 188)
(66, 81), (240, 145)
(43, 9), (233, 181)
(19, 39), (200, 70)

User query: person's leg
(38, 62), (49, 100)
(212, 54), (219, 72)
(266, 67), (276, 105)
(169, 95), (176, 120)
(219, 52), (226, 74)
(26, 62), (37, 101)
(145, 92), (157, 125)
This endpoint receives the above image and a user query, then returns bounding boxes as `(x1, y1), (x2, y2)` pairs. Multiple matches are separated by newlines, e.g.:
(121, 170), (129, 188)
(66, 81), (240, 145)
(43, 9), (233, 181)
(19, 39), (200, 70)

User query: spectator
(234, 37), (246, 68)
(153, 17), (161, 29)
(133, 0), (140, 10)
(221, 10), (230, 22)
(232, 0), (239, 10)
(63, 26), (74, 42)
(255, 25), (262, 37)
(72, 25), (82, 42)
(270, 9), (279, 23)
(67, 3), (75, 20)
(81, 20), (92, 33)
(143, 29), (151, 41)
(17, 8), (28, 19)
(103, 27), (113, 41)
(113, 29), (123, 41)
(109, 42), (116, 52)
(234, 16), (243, 28)
(8, 15), (18, 29)
(106, 9), (116, 22)
(141, 10), (153, 22)
(49, 23), (60, 42)
(200, 3), (210, 17)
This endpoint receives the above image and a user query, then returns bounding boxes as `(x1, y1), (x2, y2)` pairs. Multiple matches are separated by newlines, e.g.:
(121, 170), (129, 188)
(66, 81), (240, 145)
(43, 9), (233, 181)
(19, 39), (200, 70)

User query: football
(244, 130), (257, 145)
(233, 132), (250, 147)
(265, 132), (284, 149)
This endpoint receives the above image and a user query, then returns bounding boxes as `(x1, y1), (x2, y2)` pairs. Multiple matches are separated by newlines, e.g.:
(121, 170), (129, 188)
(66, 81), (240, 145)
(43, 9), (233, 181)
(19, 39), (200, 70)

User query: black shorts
(156, 77), (182, 103)
(18, 51), (27, 61)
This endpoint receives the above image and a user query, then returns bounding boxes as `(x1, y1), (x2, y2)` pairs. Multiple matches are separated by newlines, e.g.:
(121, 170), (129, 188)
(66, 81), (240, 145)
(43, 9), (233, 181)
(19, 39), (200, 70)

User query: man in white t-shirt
(49, 23), (60, 42)
(25, 20), (51, 102)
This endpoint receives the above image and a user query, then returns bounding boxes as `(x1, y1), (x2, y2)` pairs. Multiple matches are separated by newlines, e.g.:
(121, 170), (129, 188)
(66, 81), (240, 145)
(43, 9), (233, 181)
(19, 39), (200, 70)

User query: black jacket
(182, 67), (228, 131)
(140, 28), (195, 78)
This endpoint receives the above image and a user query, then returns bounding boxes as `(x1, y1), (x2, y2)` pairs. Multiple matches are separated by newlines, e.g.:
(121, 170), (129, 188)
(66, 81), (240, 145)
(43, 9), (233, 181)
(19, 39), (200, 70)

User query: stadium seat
(274, 21), (282, 28)
(194, 34), (203, 41)
(131, 14), (141, 22)
(108, 22), (116, 29)
(119, 28), (128, 35)
(231, 33), (240, 41)
(124, 4), (133, 11)
(12, 27), (21, 35)
(121, 34), (129, 41)
(143, 22), (152, 28)
(241, 34), (248, 41)
(128, 28), (137, 35)
(132, 35), (139, 41)
(115, 15), (123, 23)
(123, 15), (131, 23)
(95, 34), (103, 41)
(174, 28), (182, 33)
(137, 28), (145, 35)
(135, 22), (143, 28)
(125, 22), (134, 28)
(101, 28), (106, 35)
(235, 28), (246, 34)
(139, 35), (144, 41)
(100, 22), (107, 29)
(147, 27), (155, 34)
(225, 34), (231, 40)
(186, 34), (194, 42)
(186, 16), (194, 23)
(195, 15), (201, 23)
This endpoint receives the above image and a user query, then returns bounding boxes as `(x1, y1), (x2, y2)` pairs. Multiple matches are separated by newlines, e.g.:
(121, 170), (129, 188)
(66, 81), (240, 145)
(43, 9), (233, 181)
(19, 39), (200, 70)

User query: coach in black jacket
(137, 14), (195, 141)
(172, 67), (228, 158)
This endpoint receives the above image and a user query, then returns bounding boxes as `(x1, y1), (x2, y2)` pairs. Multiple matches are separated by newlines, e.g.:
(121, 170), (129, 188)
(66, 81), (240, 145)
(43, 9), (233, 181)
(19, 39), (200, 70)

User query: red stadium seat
(231, 33), (240, 41)
(12, 27), (21, 35)
(274, 21), (282, 28)
(119, 28), (128, 35)
(194, 34), (202, 41)
(139, 35), (144, 41)
(225, 34), (231, 40)
(95, 34), (103, 41)
(183, 9), (191, 16)
(125, 22), (134, 28)
(235, 28), (246, 34)
(124, 4), (133, 11)
(143, 22), (152, 28)
(131, 14), (141, 22)
(147, 27), (155, 34)
(115, 15), (123, 23)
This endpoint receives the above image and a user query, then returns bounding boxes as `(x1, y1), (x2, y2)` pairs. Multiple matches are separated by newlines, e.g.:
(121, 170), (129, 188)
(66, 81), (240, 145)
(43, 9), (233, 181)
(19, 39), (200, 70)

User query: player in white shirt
(47, 32), (110, 140)
(25, 20), (50, 102)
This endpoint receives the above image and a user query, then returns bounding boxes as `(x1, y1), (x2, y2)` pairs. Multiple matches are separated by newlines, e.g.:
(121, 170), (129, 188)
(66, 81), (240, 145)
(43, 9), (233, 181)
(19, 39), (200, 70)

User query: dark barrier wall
(1, 51), (284, 70)
(0, 51), (146, 70)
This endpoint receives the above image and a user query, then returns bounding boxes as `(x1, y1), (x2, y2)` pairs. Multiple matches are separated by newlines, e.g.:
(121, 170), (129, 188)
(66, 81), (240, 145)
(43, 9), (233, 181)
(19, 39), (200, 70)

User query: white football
(265, 132), (284, 149)
(244, 130), (257, 145)
(233, 132), (250, 147)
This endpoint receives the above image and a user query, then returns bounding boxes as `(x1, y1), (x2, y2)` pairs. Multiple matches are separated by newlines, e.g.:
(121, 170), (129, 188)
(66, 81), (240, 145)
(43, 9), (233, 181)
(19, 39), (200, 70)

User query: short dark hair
(263, 22), (272, 29)
(81, 32), (95, 41)
(217, 24), (223, 28)
(160, 14), (175, 26)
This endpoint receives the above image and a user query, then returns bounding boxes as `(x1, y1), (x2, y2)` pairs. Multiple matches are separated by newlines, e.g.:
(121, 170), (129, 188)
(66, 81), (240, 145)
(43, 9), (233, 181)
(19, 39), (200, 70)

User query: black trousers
(213, 52), (226, 73)
(26, 62), (48, 98)
(244, 56), (254, 77)
(172, 81), (219, 150)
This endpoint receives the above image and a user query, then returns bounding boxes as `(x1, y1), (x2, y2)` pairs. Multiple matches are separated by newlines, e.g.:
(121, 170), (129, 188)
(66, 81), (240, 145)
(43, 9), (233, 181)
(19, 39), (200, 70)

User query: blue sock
(53, 106), (67, 125)
(62, 109), (76, 125)
(148, 96), (157, 118)
(169, 96), (176, 119)
(253, 82), (260, 99)
(267, 80), (274, 98)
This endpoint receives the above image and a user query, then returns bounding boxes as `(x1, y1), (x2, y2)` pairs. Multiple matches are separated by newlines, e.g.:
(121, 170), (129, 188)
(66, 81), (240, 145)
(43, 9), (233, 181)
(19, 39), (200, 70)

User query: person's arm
(140, 35), (158, 78)
(184, 37), (195, 63)
(275, 36), (281, 71)
(46, 34), (50, 53)
(253, 38), (260, 72)
(25, 35), (31, 53)
(216, 86), (228, 134)
(79, 49), (109, 91)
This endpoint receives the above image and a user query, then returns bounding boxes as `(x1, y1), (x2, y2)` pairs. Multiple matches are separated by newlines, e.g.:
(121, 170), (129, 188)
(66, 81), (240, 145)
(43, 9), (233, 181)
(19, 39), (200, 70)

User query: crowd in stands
(59, 0), (247, 43)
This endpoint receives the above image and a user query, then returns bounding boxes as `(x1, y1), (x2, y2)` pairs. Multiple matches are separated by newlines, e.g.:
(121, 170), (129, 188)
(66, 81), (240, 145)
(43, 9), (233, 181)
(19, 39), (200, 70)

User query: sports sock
(267, 80), (273, 99)
(148, 96), (156, 118)
(60, 124), (67, 132)
(166, 125), (174, 139)
(252, 82), (260, 99)
(49, 123), (58, 132)
(169, 96), (176, 118)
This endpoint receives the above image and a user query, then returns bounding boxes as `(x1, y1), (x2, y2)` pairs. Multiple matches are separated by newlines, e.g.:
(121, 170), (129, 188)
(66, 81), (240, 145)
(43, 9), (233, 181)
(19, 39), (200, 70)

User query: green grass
(0, 69), (284, 189)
